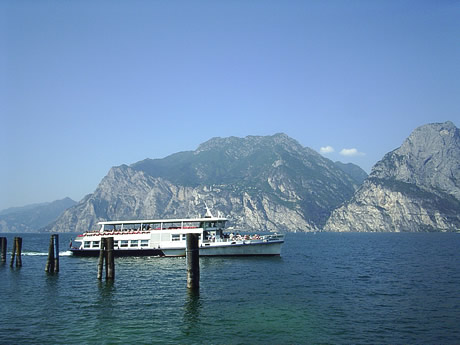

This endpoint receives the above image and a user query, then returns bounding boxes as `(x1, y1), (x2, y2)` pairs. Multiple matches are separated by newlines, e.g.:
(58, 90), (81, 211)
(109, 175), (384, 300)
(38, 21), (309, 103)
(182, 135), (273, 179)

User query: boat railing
(202, 233), (284, 244)
(263, 234), (285, 241)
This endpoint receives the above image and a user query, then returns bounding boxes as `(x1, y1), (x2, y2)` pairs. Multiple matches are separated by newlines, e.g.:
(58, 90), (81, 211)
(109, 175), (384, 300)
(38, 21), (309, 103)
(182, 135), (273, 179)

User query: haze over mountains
(3, 122), (459, 233)
(0, 198), (76, 233)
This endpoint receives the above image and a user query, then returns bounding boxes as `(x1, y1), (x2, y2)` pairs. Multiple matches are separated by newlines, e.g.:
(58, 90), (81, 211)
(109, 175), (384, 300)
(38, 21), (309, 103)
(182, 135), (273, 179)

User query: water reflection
(44, 273), (59, 289)
(97, 280), (115, 306)
(182, 288), (202, 337)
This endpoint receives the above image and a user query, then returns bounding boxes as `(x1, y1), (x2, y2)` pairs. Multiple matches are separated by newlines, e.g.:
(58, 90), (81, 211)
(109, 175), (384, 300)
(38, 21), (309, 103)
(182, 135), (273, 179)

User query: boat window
(164, 222), (181, 229)
(84, 241), (91, 248)
(181, 234), (187, 241)
(114, 240), (119, 247)
(103, 224), (123, 231)
(140, 240), (149, 247)
(92, 241), (100, 248)
(161, 233), (170, 241)
(120, 240), (128, 248)
(151, 233), (161, 242)
(130, 240), (138, 247)
(183, 222), (199, 229)
(171, 234), (180, 241)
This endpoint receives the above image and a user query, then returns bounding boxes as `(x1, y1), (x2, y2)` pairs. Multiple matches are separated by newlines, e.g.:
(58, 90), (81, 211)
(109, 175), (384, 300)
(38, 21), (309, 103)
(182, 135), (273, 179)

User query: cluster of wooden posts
(1, 236), (22, 267)
(97, 237), (115, 280)
(45, 234), (60, 273)
(0, 235), (60, 272)
(1, 233), (200, 289)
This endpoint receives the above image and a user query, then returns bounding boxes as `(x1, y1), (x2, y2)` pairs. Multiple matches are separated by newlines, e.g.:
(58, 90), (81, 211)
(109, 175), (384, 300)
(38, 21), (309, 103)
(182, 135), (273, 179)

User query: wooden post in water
(186, 233), (200, 290)
(97, 237), (106, 280)
(0, 237), (6, 263)
(53, 234), (59, 273)
(10, 237), (17, 267)
(106, 237), (115, 280)
(15, 237), (22, 267)
(45, 235), (55, 273)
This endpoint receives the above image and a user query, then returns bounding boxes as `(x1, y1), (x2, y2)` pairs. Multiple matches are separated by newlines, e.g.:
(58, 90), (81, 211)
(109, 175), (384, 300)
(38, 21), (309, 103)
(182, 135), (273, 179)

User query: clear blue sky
(1, 0), (459, 210)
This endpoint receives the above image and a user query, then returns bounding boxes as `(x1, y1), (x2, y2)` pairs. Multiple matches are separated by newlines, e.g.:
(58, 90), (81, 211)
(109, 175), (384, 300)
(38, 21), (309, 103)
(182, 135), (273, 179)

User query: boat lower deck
(70, 248), (165, 257)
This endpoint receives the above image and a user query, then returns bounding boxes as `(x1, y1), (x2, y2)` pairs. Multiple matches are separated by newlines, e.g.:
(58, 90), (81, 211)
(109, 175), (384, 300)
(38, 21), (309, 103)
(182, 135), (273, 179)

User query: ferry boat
(70, 209), (284, 257)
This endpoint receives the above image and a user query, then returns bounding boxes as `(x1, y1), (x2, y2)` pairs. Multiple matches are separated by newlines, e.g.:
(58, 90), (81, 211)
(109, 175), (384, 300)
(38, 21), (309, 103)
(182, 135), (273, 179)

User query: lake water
(1, 232), (459, 344)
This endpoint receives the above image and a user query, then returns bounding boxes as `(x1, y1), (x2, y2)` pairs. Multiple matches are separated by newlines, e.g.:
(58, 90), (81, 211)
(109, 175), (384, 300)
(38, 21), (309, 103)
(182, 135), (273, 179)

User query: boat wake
(21, 252), (47, 256)
(21, 251), (73, 257)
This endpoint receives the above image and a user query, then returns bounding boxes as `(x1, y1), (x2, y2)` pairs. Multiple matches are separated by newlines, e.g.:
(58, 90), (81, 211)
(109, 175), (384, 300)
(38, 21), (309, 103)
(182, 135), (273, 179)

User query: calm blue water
(1, 232), (459, 344)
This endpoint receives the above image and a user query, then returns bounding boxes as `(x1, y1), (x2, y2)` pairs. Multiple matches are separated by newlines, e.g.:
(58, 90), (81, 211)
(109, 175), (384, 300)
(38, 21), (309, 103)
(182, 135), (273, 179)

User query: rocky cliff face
(46, 134), (364, 233)
(325, 121), (460, 232)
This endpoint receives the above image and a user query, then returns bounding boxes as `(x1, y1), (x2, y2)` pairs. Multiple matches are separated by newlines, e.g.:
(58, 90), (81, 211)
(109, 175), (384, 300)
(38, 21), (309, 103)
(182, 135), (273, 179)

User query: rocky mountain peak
(370, 121), (460, 200)
(195, 133), (306, 158)
(325, 121), (460, 232)
(399, 121), (457, 154)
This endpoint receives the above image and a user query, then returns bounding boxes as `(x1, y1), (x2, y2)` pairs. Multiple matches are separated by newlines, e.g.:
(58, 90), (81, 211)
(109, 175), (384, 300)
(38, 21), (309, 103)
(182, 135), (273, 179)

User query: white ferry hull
(201, 241), (283, 256)
(71, 240), (283, 257)
(161, 240), (283, 257)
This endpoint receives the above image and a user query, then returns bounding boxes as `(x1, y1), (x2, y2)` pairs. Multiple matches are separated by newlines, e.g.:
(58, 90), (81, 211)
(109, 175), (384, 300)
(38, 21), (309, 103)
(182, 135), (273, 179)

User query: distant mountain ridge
(0, 198), (76, 233)
(334, 161), (368, 184)
(47, 133), (365, 233)
(325, 121), (460, 232)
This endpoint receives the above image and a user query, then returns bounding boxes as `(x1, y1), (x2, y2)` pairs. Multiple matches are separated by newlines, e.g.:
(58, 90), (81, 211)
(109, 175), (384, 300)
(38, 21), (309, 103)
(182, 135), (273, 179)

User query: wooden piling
(106, 237), (115, 280)
(97, 237), (114, 280)
(10, 237), (16, 267)
(0, 237), (6, 262)
(45, 235), (55, 273)
(15, 237), (22, 267)
(97, 237), (106, 280)
(53, 234), (59, 273)
(186, 233), (200, 290)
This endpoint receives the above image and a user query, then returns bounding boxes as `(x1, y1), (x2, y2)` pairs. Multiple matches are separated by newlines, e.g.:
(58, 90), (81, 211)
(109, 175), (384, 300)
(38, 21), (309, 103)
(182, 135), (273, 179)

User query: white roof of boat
(98, 216), (228, 226)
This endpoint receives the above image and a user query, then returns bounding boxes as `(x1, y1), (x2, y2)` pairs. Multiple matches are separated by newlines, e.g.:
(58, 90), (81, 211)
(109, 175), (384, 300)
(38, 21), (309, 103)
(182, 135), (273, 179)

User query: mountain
(325, 121), (460, 232)
(334, 161), (368, 184)
(46, 133), (362, 233)
(0, 198), (77, 233)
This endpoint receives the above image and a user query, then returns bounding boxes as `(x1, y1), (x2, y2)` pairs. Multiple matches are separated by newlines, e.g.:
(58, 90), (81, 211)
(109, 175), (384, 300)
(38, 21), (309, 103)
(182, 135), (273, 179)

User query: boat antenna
(204, 202), (213, 218)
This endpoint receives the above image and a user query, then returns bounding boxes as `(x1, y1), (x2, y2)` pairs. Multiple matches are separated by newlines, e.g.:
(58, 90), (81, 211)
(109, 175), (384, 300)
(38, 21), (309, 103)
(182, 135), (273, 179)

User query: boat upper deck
(98, 216), (227, 226)
(94, 216), (228, 233)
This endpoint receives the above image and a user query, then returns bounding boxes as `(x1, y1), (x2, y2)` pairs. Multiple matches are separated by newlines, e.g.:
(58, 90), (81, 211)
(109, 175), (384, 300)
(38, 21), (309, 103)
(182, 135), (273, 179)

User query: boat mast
(204, 202), (213, 218)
